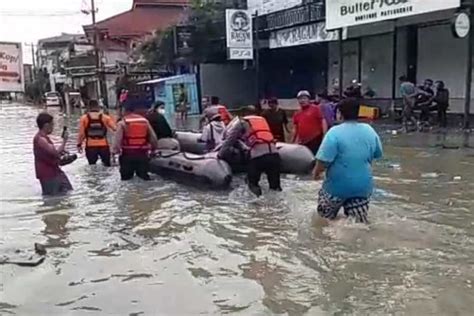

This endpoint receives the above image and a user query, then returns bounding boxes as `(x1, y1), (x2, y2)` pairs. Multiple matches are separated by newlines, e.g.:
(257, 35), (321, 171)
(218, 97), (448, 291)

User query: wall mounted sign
(326, 0), (461, 30)
(452, 11), (470, 38)
(226, 9), (254, 60)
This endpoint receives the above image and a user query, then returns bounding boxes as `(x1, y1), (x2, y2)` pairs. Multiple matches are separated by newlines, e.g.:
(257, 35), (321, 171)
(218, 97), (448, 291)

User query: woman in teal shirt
(313, 98), (383, 223)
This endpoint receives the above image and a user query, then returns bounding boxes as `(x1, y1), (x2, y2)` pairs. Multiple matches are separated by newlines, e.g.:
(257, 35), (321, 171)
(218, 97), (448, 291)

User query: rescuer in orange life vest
(77, 99), (117, 166)
(112, 103), (159, 181)
(201, 96), (233, 127)
(217, 106), (281, 197)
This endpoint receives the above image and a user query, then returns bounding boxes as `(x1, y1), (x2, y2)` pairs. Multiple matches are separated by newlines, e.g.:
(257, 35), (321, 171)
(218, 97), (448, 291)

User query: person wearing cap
(113, 103), (159, 181)
(201, 96), (233, 127)
(200, 106), (226, 152)
(261, 98), (289, 142)
(292, 90), (328, 154)
(217, 106), (281, 197)
(313, 98), (383, 224)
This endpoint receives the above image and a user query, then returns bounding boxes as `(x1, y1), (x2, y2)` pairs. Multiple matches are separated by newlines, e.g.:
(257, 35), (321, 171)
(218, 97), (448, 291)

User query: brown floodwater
(1, 103), (473, 315)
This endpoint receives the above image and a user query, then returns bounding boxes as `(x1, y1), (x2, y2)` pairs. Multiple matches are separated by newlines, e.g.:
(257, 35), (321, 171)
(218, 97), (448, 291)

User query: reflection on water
(0, 103), (473, 315)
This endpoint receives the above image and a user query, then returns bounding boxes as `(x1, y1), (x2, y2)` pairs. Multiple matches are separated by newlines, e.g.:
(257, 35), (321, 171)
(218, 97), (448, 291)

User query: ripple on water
(1, 104), (474, 315)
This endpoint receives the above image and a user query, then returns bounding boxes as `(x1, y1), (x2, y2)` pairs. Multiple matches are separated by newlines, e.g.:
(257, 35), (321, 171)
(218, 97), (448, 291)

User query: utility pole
(30, 43), (36, 80)
(463, 6), (473, 130)
(254, 11), (260, 112)
(91, 0), (102, 100)
(338, 28), (344, 98)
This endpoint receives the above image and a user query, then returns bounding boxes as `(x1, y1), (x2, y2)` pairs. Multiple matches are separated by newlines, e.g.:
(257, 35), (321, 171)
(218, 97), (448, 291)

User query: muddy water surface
(1, 103), (473, 315)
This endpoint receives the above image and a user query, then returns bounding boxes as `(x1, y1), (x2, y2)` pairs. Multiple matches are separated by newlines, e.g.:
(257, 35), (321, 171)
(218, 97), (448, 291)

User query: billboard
(0, 42), (24, 92)
(269, 22), (343, 49)
(247, 0), (303, 16)
(226, 10), (254, 60)
(326, 0), (461, 30)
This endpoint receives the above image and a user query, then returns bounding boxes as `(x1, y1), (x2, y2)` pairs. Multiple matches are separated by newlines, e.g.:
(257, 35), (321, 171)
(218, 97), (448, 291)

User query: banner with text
(0, 42), (24, 93)
(247, 0), (303, 16)
(326, 0), (461, 30)
(269, 22), (342, 49)
(226, 9), (253, 60)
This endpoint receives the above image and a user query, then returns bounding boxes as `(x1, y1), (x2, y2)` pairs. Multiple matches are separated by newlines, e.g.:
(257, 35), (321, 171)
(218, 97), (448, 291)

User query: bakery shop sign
(326, 0), (461, 30)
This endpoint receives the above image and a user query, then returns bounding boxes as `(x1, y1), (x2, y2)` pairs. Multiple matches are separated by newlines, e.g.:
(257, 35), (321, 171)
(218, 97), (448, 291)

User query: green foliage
(136, 0), (226, 67)
(137, 28), (175, 68)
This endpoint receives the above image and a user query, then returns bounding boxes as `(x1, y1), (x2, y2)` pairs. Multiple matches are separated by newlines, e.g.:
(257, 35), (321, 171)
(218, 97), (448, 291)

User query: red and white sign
(0, 42), (24, 92)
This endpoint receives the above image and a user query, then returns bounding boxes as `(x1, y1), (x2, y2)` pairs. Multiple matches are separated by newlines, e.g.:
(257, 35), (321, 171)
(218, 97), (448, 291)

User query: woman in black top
(146, 101), (173, 139)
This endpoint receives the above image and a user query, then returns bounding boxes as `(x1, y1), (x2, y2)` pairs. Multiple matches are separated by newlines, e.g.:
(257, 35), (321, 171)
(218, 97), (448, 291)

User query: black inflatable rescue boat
(149, 150), (232, 189)
(174, 131), (315, 175)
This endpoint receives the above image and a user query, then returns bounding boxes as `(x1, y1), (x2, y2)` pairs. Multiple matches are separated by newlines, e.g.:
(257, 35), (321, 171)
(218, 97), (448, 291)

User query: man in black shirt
(261, 98), (289, 142)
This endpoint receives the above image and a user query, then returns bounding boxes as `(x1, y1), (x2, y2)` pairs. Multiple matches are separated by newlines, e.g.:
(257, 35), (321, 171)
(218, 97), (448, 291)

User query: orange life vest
(86, 113), (107, 140)
(244, 115), (275, 147)
(217, 105), (232, 125)
(122, 114), (150, 151)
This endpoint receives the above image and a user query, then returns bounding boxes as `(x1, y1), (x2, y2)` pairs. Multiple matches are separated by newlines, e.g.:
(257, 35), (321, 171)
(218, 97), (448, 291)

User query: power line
(0, 10), (83, 17)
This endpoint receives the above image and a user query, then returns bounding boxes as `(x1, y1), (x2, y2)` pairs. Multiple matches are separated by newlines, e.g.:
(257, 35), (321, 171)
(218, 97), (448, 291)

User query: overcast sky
(0, 0), (133, 63)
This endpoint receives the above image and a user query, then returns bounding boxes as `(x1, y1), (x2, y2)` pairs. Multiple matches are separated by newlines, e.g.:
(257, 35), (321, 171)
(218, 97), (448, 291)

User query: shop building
(248, 0), (472, 116)
(326, 0), (473, 114)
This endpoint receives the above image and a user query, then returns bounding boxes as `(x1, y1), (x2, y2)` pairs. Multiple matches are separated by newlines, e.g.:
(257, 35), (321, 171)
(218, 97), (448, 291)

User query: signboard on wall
(174, 25), (195, 56)
(269, 22), (344, 49)
(0, 42), (24, 92)
(247, 0), (303, 16)
(326, 0), (461, 30)
(226, 9), (253, 60)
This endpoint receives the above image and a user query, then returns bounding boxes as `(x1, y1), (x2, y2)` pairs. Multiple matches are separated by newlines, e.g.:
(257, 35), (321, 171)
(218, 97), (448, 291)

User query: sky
(0, 0), (133, 63)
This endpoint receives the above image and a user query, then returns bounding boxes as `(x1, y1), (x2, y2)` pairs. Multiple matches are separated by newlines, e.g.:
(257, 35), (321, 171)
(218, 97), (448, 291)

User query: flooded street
(1, 103), (473, 315)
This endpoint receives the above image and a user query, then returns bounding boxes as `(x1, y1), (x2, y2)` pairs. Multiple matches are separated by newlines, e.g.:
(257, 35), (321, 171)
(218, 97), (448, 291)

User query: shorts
(85, 146), (111, 166)
(317, 188), (369, 223)
(39, 172), (73, 196)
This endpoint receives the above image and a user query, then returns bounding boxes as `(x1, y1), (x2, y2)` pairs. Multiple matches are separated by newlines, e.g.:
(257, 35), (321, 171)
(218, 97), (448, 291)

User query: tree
(135, 0), (226, 68)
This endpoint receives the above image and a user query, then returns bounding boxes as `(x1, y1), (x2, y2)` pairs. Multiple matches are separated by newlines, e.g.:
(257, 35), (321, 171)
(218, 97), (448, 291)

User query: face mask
(158, 109), (165, 115)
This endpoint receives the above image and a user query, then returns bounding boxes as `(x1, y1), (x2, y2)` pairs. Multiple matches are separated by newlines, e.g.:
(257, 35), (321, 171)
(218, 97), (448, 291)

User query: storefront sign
(452, 12), (470, 38)
(174, 25), (195, 56)
(326, 0), (461, 30)
(269, 22), (342, 49)
(226, 10), (253, 60)
(228, 48), (254, 60)
(0, 42), (24, 92)
(247, 0), (303, 16)
(264, 2), (325, 31)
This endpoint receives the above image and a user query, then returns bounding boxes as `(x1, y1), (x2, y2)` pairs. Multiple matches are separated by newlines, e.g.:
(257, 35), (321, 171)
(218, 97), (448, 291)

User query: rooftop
(133, 0), (189, 8)
(38, 33), (87, 46)
(83, 6), (186, 38)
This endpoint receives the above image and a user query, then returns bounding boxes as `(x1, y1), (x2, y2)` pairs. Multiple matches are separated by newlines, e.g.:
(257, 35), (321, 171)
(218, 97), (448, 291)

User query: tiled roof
(83, 6), (186, 38)
(38, 33), (86, 45)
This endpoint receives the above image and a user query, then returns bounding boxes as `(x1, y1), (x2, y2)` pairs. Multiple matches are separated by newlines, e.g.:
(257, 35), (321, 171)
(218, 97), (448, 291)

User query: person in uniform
(77, 99), (116, 166)
(113, 104), (159, 180)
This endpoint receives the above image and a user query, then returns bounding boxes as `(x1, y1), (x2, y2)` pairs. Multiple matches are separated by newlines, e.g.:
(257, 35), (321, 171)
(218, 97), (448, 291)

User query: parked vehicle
(45, 92), (62, 107)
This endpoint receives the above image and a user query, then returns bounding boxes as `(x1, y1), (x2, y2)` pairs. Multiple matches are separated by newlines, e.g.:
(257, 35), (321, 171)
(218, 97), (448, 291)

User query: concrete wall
(328, 40), (359, 95)
(103, 51), (128, 64)
(361, 33), (393, 98)
(200, 63), (256, 109)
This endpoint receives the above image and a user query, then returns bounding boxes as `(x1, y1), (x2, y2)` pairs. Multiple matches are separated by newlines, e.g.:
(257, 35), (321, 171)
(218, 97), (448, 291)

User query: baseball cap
(297, 90), (311, 98)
